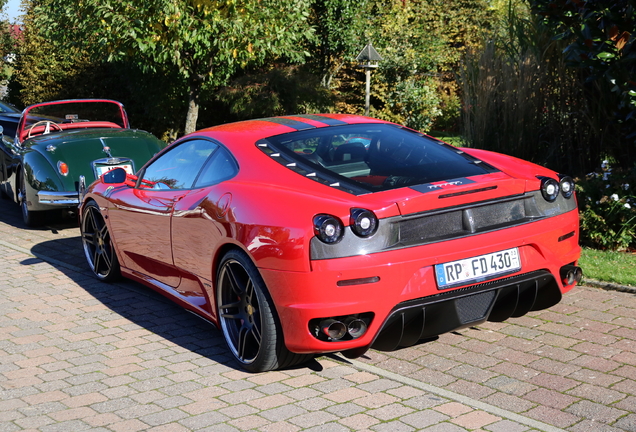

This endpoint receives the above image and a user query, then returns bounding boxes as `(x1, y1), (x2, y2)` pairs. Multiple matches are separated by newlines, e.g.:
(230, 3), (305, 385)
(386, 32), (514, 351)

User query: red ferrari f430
(79, 114), (582, 372)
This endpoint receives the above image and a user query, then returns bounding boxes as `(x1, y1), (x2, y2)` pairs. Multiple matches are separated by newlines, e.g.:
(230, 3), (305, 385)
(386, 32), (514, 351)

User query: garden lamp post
(356, 43), (383, 116)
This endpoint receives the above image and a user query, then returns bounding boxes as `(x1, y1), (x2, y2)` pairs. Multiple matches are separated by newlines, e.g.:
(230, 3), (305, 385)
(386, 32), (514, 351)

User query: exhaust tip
(345, 318), (368, 339)
(321, 319), (346, 340)
(560, 265), (583, 286)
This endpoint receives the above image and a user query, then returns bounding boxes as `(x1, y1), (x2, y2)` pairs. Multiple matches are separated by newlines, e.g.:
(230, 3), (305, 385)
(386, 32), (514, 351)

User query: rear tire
(81, 200), (120, 281)
(216, 249), (312, 372)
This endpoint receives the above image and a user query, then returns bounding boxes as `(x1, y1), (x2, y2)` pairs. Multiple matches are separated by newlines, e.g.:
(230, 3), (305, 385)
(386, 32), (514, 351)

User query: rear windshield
(263, 124), (496, 193)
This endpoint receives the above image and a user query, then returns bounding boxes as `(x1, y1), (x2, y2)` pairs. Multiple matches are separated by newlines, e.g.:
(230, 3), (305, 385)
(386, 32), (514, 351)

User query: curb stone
(583, 277), (636, 294)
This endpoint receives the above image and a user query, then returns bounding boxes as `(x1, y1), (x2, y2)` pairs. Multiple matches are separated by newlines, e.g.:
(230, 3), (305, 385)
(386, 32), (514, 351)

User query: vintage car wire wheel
(18, 168), (43, 227)
(81, 201), (120, 281)
(216, 250), (312, 372)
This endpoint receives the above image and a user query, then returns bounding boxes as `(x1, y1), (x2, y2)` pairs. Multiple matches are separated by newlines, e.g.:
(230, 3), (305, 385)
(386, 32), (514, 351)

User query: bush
(459, 12), (614, 177)
(576, 161), (636, 251)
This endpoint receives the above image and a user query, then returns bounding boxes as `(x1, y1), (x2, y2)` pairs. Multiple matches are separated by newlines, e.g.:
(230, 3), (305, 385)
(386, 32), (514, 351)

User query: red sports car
(79, 114), (582, 372)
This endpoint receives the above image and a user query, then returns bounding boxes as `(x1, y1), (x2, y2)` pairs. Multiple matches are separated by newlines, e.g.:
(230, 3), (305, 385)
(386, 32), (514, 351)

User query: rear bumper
(372, 269), (560, 351)
(259, 209), (581, 354)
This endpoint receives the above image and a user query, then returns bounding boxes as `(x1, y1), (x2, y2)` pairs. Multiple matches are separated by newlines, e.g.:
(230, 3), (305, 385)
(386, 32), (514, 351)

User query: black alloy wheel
(216, 249), (311, 372)
(81, 200), (120, 281)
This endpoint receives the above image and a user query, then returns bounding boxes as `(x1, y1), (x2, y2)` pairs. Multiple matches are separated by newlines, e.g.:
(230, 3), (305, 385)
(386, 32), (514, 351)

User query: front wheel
(81, 200), (120, 281)
(216, 249), (311, 372)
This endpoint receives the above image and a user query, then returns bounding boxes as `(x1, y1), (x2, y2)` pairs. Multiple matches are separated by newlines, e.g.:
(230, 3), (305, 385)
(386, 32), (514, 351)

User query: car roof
(197, 114), (386, 142)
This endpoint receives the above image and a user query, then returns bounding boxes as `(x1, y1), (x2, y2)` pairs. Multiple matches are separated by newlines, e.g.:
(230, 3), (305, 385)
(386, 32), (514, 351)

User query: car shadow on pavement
(0, 197), (79, 229)
(25, 237), (323, 373)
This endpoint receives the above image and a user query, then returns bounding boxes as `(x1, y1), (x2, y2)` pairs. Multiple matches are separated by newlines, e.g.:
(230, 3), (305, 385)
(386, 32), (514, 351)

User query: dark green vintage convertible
(0, 99), (166, 226)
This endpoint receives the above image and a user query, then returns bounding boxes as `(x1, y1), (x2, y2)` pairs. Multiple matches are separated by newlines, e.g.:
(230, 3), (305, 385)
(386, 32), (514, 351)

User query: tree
(36, 0), (315, 134)
(308, 0), (370, 89)
(9, 0), (85, 106)
(0, 0), (17, 86)
(531, 0), (636, 168)
(345, 0), (493, 131)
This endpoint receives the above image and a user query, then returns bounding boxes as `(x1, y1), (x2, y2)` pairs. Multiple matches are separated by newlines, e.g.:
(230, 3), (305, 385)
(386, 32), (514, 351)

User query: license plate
(435, 248), (521, 289)
(95, 164), (133, 177)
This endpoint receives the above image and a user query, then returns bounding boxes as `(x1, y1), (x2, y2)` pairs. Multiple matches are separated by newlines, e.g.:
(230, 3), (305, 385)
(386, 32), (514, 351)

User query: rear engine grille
(397, 196), (531, 247)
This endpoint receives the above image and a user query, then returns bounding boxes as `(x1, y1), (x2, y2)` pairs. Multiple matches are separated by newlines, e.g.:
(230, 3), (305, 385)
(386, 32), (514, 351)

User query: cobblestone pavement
(0, 202), (635, 432)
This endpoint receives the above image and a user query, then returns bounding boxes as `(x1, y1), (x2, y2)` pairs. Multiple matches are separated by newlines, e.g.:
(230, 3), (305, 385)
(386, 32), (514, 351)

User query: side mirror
(102, 167), (127, 184)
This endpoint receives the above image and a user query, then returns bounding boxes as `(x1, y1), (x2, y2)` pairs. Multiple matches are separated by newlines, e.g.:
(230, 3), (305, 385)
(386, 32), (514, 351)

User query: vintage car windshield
(263, 124), (498, 193)
(25, 101), (126, 128)
(0, 101), (20, 113)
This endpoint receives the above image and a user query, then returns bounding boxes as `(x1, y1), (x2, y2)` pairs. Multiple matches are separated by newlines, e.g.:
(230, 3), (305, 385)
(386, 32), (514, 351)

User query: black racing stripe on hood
(258, 117), (316, 130)
(293, 114), (348, 126)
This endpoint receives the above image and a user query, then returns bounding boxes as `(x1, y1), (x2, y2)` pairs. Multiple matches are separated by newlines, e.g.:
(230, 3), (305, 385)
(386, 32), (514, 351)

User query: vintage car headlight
(540, 177), (560, 202)
(350, 208), (378, 238)
(559, 175), (575, 199)
(313, 214), (344, 244)
(57, 161), (69, 176)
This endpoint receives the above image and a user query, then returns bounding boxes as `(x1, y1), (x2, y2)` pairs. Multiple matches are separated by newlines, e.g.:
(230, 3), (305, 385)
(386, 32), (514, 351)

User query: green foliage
(35, 0), (316, 133)
(0, 0), (15, 84)
(11, 0), (501, 137)
(9, 0), (86, 106)
(305, 0), (494, 131)
(576, 161), (636, 251)
(375, 76), (442, 131)
(531, 0), (636, 168)
(308, 0), (370, 88)
(215, 65), (333, 119)
(460, 4), (619, 176)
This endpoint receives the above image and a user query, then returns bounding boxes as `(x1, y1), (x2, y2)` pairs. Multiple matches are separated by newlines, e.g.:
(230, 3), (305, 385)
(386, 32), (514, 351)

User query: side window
(141, 139), (218, 190)
(194, 146), (238, 188)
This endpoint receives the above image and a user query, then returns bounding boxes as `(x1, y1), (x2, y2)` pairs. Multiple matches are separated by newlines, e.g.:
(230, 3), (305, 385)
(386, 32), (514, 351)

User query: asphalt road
(0, 199), (635, 432)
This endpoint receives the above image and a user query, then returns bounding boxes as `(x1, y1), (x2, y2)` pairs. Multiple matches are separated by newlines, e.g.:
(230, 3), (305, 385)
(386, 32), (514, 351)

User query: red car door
(170, 144), (239, 315)
(107, 138), (220, 288)
(107, 186), (188, 287)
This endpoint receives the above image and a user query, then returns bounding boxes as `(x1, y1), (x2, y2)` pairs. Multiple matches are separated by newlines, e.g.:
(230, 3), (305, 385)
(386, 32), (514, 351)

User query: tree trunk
(184, 82), (200, 135)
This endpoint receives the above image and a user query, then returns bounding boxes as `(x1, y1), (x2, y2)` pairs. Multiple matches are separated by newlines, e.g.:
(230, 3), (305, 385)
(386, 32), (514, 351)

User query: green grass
(428, 131), (465, 147)
(579, 247), (636, 287)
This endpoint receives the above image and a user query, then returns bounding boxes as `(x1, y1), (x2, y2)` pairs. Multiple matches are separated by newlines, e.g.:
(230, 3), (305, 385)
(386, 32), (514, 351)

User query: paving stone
(450, 410), (501, 429)
(613, 413), (636, 432)
(481, 392), (536, 413)
(218, 403), (260, 420)
(296, 396), (335, 411)
(325, 401), (366, 417)
(482, 375), (536, 396)
(565, 400), (628, 424)
(524, 387), (579, 409)
(484, 419), (531, 432)
(367, 402), (415, 420)
(178, 411), (230, 429)
(567, 383), (627, 405)
(139, 408), (188, 426)
(2, 211), (636, 432)
(338, 412), (381, 429)
(370, 420), (416, 432)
